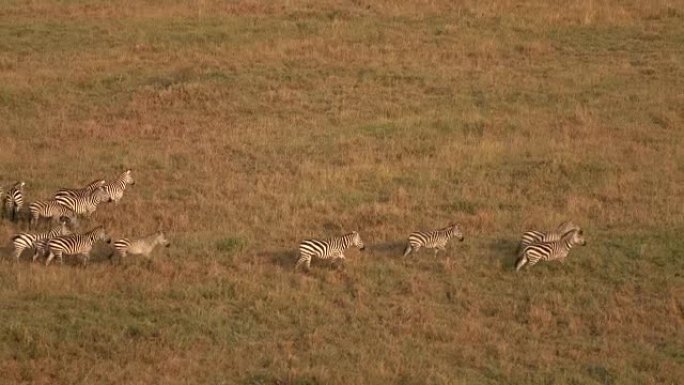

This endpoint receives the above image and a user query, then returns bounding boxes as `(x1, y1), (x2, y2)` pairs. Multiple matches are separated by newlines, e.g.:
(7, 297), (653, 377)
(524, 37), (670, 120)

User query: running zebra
(517, 221), (580, 254)
(3, 181), (25, 221)
(515, 228), (586, 271)
(112, 231), (170, 263)
(102, 169), (135, 204)
(11, 218), (72, 261)
(45, 226), (111, 267)
(55, 187), (110, 217)
(54, 179), (106, 200)
(295, 231), (365, 272)
(403, 223), (464, 258)
(28, 199), (78, 229)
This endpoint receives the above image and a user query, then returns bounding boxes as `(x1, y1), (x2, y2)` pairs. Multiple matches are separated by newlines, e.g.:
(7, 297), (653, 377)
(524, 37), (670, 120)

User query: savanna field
(1, 1), (683, 384)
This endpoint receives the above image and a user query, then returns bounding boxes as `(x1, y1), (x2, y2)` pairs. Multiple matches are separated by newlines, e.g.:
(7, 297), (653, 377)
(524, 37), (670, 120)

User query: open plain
(0, 1), (683, 384)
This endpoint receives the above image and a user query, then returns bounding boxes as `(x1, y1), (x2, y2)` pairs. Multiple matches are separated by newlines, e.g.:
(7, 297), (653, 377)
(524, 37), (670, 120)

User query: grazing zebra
(54, 179), (106, 200)
(55, 187), (110, 217)
(403, 223), (464, 258)
(3, 181), (25, 221)
(102, 169), (135, 204)
(11, 218), (72, 261)
(45, 226), (111, 267)
(295, 231), (365, 272)
(517, 221), (580, 254)
(515, 229), (586, 271)
(28, 199), (78, 229)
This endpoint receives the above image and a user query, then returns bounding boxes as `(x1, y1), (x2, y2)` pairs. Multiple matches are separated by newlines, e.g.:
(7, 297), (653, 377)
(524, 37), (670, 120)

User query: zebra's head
(55, 217), (74, 236)
(351, 231), (365, 251)
(122, 169), (135, 185)
(59, 214), (78, 230)
(92, 186), (112, 203)
(556, 221), (580, 234)
(86, 179), (106, 191)
(563, 228), (586, 247)
(449, 223), (465, 242)
(156, 231), (171, 248)
(90, 226), (112, 244)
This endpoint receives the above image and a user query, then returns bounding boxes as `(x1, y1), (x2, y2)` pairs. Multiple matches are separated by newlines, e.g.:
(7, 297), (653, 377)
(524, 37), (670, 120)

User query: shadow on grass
(258, 248), (297, 269)
(367, 240), (406, 258)
(488, 238), (520, 270)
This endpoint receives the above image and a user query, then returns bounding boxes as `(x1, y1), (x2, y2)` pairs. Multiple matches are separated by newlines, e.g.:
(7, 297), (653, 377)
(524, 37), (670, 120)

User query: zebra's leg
(31, 249), (40, 262)
(80, 253), (89, 268)
(13, 246), (24, 261)
(45, 251), (56, 267)
(118, 250), (127, 265)
(514, 255), (528, 272)
(526, 257), (540, 269)
(294, 254), (309, 272)
(403, 244), (413, 257)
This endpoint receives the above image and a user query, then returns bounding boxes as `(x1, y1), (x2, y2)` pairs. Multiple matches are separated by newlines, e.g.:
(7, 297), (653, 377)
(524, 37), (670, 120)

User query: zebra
(102, 169), (135, 204)
(45, 226), (111, 267)
(517, 221), (580, 255)
(111, 231), (170, 263)
(54, 179), (106, 200)
(403, 223), (464, 258)
(55, 186), (111, 217)
(28, 199), (78, 229)
(514, 228), (586, 271)
(10, 218), (72, 261)
(3, 181), (25, 221)
(295, 231), (365, 272)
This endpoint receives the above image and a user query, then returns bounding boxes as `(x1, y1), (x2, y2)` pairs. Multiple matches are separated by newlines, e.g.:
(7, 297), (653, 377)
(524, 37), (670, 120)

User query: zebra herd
(1, 170), (170, 266)
(2, 170), (586, 271)
(296, 221), (586, 272)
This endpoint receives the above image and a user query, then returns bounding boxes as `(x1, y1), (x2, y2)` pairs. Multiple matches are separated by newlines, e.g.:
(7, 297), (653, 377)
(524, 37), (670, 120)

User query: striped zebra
(54, 179), (106, 200)
(517, 221), (580, 255)
(102, 169), (135, 204)
(28, 199), (78, 229)
(295, 231), (365, 272)
(45, 226), (111, 267)
(3, 181), (25, 221)
(55, 186), (110, 217)
(112, 231), (170, 263)
(403, 223), (464, 258)
(515, 229), (586, 271)
(11, 218), (72, 261)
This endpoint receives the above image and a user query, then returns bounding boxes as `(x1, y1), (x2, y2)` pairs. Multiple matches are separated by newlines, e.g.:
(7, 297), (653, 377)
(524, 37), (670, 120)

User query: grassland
(0, 1), (683, 384)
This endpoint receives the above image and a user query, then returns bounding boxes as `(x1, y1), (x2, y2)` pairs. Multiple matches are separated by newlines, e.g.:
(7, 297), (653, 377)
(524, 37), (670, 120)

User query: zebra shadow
(367, 240), (406, 258)
(259, 248), (297, 269)
(488, 238), (520, 268)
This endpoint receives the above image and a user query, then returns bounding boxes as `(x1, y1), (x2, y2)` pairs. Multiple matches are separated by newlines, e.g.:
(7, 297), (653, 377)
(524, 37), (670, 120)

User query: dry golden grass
(1, 1), (683, 384)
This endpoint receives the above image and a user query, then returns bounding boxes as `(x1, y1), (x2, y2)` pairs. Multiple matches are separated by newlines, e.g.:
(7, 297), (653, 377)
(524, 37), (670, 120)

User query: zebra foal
(515, 228), (586, 271)
(45, 226), (111, 267)
(403, 223), (464, 258)
(11, 218), (72, 261)
(112, 231), (170, 263)
(296, 231), (365, 272)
